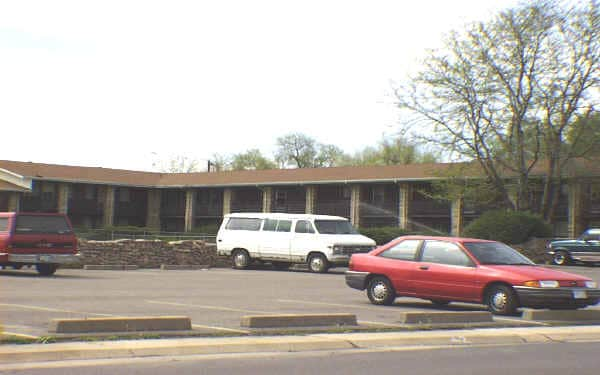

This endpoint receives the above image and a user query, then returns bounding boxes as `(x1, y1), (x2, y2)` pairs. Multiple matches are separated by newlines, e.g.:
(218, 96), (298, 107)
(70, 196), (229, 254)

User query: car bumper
(345, 271), (369, 290)
(513, 286), (600, 308)
(8, 253), (81, 264)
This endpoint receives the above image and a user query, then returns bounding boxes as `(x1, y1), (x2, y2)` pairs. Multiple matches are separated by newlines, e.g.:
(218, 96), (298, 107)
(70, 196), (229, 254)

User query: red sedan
(345, 236), (600, 315)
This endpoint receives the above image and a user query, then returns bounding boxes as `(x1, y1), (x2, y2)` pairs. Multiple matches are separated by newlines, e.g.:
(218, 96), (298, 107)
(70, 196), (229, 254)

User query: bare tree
(395, 0), (599, 219)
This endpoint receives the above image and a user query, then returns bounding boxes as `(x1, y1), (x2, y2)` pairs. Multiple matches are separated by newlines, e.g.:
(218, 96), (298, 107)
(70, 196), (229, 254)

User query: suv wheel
(36, 264), (58, 276)
(307, 254), (329, 273)
(553, 251), (571, 266)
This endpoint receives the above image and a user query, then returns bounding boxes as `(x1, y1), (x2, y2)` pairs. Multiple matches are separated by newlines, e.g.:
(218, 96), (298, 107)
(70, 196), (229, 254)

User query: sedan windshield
(314, 220), (357, 234)
(463, 242), (535, 265)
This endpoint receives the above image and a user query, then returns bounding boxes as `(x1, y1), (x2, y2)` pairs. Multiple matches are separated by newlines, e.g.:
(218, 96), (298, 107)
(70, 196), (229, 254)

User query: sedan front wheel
(486, 285), (518, 315)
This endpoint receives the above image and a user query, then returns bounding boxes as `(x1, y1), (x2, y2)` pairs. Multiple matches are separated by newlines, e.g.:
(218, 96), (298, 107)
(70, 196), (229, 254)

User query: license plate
(573, 290), (587, 299)
(38, 255), (52, 262)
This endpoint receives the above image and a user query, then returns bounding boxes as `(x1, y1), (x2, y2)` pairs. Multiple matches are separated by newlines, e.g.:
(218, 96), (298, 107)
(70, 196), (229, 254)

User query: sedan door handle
(419, 265), (429, 270)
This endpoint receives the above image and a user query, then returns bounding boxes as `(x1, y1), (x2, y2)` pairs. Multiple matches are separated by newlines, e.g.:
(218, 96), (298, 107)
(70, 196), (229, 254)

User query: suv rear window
(0, 217), (8, 232)
(225, 217), (262, 231)
(15, 215), (72, 234)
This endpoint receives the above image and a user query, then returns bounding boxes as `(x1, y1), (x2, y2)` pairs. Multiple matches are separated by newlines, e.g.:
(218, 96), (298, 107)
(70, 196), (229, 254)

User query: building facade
(1, 159), (598, 237)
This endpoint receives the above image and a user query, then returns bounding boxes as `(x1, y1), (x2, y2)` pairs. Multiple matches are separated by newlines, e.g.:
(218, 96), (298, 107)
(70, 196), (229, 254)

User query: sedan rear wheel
(367, 276), (396, 305)
(36, 264), (58, 276)
(486, 285), (518, 315)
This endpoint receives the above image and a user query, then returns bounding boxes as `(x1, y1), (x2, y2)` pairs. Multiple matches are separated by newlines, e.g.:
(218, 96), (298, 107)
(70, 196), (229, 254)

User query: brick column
(102, 186), (115, 227)
(398, 183), (411, 231)
(350, 185), (361, 227)
(451, 198), (463, 236)
(223, 188), (232, 216)
(146, 189), (161, 230)
(305, 186), (316, 214)
(57, 183), (70, 214)
(184, 189), (196, 232)
(262, 187), (272, 213)
(568, 181), (585, 238)
(8, 192), (20, 212)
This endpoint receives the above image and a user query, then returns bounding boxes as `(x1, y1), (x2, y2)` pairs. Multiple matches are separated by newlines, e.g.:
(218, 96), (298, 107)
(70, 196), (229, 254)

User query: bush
(358, 227), (411, 245)
(463, 210), (552, 244)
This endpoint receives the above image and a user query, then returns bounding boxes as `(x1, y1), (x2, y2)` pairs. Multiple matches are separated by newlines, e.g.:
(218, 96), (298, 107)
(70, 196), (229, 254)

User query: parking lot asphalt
(1, 264), (600, 339)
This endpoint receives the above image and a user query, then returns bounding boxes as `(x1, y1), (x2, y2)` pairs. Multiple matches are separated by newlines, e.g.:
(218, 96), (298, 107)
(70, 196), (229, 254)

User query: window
(421, 241), (472, 267)
(276, 220), (292, 232)
(379, 240), (420, 261)
(0, 217), (8, 232)
(295, 220), (315, 234)
(263, 219), (292, 232)
(119, 188), (130, 202)
(15, 215), (71, 234)
(225, 217), (261, 231)
(314, 220), (357, 234)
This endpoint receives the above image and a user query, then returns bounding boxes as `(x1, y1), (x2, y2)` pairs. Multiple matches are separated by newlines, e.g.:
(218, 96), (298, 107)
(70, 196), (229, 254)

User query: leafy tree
(395, 0), (599, 221)
(230, 149), (277, 170)
(567, 112), (600, 157)
(348, 137), (438, 166)
(275, 133), (347, 168)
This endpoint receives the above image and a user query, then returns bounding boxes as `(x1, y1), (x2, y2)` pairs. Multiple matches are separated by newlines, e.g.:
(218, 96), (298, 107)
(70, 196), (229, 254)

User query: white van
(216, 213), (376, 273)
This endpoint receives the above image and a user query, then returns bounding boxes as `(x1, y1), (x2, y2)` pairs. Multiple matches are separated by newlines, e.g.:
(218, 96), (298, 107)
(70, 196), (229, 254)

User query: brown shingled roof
(0, 158), (594, 189)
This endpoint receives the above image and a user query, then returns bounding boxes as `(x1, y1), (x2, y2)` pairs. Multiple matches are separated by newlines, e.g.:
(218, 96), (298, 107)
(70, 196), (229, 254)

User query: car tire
(367, 276), (396, 305)
(36, 264), (58, 276)
(486, 285), (518, 315)
(430, 299), (450, 307)
(272, 262), (291, 270)
(231, 249), (251, 269)
(307, 254), (329, 273)
(552, 251), (571, 266)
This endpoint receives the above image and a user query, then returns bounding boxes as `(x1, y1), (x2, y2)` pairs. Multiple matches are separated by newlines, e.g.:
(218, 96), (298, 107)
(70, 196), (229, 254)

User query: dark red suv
(0, 212), (80, 276)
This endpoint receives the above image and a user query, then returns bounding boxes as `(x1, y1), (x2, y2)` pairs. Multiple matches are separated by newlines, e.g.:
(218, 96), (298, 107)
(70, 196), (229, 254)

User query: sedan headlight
(524, 280), (560, 288)
(585, 281), (598, 288)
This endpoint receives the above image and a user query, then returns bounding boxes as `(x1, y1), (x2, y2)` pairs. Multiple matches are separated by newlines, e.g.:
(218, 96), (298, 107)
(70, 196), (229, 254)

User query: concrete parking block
(241, 314), (358, 328)
(49, 316), (192, 333)
(399, 311), (494, 324)
(83, 265), (139, 270)
(521, 309), (600, 321)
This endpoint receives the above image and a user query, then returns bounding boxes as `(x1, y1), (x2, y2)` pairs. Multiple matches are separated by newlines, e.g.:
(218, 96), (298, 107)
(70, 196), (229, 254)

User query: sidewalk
(3, 325), (600, 365)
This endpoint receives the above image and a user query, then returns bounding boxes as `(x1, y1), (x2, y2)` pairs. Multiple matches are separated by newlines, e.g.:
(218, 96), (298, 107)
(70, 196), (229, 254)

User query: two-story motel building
(1, 159), (598, 237)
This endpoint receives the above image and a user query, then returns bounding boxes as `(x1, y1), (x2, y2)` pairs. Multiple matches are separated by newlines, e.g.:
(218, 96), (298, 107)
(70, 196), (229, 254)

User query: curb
(3, 325), (600, 364)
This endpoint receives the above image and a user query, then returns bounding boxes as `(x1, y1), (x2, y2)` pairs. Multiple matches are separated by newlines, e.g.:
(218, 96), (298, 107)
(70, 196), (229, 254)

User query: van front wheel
(232, 250), (250, 269)
(307, 254), (329, 273)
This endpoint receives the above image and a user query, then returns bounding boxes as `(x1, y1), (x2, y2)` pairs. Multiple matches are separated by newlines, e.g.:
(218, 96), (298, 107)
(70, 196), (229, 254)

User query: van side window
(277, 220), (292, 232)
(295, 220), (315, 234)
(225, 218), (262, 231)
(0, 218), (8, 232)
(263, 219), (278, 231)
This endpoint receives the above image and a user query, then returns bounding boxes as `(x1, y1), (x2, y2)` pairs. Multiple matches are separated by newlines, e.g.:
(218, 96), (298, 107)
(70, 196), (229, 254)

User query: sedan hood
(481, 265), (590, 282)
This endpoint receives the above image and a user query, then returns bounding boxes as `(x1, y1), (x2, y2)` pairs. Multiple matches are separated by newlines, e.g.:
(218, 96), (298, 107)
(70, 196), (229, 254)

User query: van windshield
(314, 220), (357, 235)
(15, 215), (72, 234)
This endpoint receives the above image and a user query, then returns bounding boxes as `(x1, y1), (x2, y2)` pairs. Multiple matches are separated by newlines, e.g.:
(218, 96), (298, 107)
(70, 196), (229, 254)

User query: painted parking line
(191, 324), (250, 334)
(145, 300), (274, 315)
(357, 320), (406, 328)
(0, 303), (114, 317)
(494, 316), (548, 325)
(277, 299), (385, 311)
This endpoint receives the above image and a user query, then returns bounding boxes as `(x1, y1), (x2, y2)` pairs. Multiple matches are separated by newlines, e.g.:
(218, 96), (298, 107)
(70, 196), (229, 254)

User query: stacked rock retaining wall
(77, 239), (219, 268)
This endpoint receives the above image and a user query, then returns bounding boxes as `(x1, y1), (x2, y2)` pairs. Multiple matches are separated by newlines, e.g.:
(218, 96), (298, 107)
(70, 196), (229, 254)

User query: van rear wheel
(307, 254), (329, 273)
(36, 264), (58, 276)
(231, 250), (250, 269)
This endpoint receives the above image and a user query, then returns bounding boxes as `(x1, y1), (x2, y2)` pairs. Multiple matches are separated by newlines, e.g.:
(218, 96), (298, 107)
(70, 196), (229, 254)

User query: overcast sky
(0, 0), (519, 172)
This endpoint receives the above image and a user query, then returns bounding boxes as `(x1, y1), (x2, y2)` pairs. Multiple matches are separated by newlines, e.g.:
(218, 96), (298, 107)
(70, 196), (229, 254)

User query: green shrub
(358, 227), (411, 245)
(463, 210), (552, 244)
